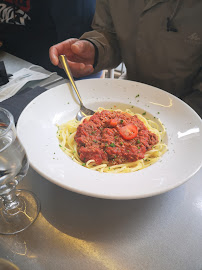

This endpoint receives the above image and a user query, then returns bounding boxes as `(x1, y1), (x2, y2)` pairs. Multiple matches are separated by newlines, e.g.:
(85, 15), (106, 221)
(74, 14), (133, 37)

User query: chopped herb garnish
(120, 142), (123, 145)
(137, 139), (140, 144)
(82, 163), (86, 166)
(142, 112), (146, 115)
(93, 140), (97, 143)
(109, 143), (115, 147)
(137, 146), (140, 149)
(120, 119), (123, 124)
(59, 144), (62, 147)
(157, 112), (160, 114)
(135, 94), (139, 98)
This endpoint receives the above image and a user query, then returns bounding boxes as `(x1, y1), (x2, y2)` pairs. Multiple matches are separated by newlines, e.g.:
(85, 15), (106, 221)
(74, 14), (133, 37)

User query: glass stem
(1, 189), (20, 211)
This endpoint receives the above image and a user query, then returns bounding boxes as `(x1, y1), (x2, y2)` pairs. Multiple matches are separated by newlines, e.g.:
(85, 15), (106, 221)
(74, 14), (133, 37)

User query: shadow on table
(19, 167), (186, 242)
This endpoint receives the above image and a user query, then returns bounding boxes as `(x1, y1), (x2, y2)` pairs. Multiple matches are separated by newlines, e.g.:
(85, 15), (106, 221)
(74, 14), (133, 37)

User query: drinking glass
(0, 258), (20, 270)
(0, 107), (40, 234)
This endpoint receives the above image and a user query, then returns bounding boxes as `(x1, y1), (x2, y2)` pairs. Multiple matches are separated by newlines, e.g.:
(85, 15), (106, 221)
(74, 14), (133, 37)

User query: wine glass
(0, 107), (40, 234)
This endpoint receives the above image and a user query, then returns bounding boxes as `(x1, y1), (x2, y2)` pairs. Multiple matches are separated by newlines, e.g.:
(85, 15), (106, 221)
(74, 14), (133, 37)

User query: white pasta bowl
(17, 79), (202, 199)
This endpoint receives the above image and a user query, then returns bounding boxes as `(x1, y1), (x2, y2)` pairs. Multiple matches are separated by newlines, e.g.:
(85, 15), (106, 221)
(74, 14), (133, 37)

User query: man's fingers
(49, 38), (94, 77)
(68, 61), (94, 78)
(71, 41), (85, 54)
(49, 46), (59, 66)
(71, 40), (94, 56)
(49, 38), (79, 66)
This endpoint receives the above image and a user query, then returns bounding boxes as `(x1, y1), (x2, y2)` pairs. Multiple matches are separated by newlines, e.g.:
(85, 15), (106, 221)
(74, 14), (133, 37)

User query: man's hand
(49, 38), (95, 78)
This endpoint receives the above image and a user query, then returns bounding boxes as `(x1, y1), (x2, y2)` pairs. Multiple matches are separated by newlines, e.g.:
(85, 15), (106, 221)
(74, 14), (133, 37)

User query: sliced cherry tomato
(109, 119), (117, 127)
(119, 124), (138, 140)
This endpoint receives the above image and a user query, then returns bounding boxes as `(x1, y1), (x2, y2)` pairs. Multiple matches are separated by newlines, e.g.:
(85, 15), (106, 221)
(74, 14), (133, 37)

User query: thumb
(71, 40), (91, 55)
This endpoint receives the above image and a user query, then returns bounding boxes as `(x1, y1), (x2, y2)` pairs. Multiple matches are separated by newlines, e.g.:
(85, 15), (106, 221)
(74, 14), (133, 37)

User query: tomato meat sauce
(74, 110), (158, 165)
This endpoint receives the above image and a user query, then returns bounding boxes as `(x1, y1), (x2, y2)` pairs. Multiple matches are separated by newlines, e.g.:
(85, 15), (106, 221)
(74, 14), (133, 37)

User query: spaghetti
(56, 108), (167, 173)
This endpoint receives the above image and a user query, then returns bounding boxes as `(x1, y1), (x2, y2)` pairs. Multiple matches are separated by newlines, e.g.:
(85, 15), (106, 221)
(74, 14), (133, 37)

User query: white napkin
(0, 67), (52, 102)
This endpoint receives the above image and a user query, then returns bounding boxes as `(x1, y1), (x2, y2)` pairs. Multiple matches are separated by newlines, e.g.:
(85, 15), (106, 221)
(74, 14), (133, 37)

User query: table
(0, 51), (67, 90)
(0, 51), (202, 270)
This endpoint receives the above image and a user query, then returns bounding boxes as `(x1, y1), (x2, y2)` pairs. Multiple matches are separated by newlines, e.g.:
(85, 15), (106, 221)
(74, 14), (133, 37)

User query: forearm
(80, 30), (121, 72)
(80, 0), (122, 72)
(182, 68), (202, 118)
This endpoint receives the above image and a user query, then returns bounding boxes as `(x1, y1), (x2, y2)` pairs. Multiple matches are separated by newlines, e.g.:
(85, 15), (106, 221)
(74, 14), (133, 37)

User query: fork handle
(59, 55), (83, 106)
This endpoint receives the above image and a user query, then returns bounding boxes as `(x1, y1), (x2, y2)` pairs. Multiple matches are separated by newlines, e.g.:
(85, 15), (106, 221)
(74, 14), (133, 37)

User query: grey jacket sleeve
(80, 0), (122, 72)
(182, 69), (202, 118)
